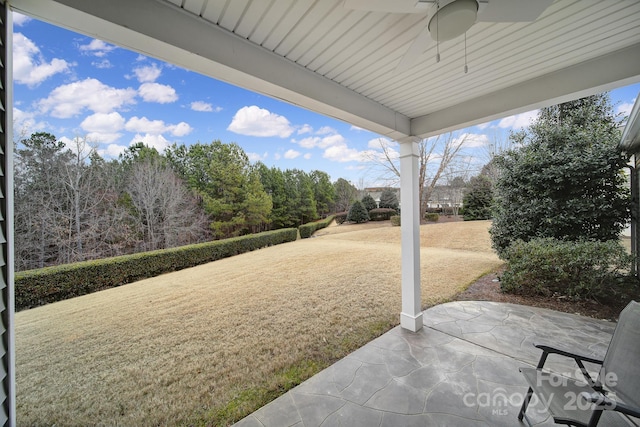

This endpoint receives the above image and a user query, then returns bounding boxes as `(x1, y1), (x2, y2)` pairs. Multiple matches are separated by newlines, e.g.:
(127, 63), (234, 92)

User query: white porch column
(399, 138), (423, 332)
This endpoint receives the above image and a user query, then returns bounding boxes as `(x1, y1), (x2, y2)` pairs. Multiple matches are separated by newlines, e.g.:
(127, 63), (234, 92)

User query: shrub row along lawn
(16, 220), (502, 426)
(16, 228), (298, 310)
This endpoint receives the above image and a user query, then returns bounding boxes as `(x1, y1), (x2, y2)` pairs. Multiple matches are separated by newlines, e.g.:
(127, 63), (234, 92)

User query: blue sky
(12, 12), (640, 187)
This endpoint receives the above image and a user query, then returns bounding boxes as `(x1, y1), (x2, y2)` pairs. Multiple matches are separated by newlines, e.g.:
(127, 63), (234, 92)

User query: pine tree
(361, 194), (377, 211)
(463, 175), (493, 221)
(347, 200), (370, 223)
(378, 188), (399, 211)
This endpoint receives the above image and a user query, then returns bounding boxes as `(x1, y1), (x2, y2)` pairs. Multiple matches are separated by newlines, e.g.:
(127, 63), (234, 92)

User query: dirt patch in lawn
(16, 220), (500, 426)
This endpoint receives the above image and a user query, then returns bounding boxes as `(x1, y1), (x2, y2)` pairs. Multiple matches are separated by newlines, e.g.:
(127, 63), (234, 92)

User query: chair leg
(518, 386), (534, 422)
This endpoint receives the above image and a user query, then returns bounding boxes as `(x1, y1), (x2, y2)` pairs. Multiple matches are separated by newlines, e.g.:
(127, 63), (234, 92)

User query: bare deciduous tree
(128, 159), (209, 251)
(365, 132), (468, 219)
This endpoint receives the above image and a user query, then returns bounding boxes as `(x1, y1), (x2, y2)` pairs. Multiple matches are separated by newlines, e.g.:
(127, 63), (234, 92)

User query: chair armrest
(534, 343), (604, 365)
(579, 392), (640, 419)
(533, 343), (604, 389)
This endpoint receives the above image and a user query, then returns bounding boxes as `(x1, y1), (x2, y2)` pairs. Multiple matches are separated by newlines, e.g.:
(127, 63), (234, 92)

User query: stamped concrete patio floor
(234, 301), (617, 427)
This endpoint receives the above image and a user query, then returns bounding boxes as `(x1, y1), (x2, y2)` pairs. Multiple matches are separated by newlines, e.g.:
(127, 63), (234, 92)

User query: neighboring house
(427, 185), (466, 211)
(363, 187), (401, 208)
(364, 185), (467, 214)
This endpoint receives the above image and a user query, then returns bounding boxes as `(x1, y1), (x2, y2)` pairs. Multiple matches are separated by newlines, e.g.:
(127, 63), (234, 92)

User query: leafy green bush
(368, 208), (396, 221)
(425, 213), (439, 222)
(347, 200), (370, 223)
(334, 212), (348, 224)
(500, 238), (634, 299)
(298, 215), (335, 239)
(16, 228), (299, 310)
(390, 215), (401, 226)
(361, 194), (377, 211)
(463, 175), (493, 220)
(378, 189), (399, 211)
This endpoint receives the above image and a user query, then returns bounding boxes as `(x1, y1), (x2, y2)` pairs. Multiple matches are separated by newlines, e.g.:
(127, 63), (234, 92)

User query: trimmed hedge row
(16, 228), (299, 311)
(425, 213), (439, 222)
(298, 216), (335, 239)
(369, 208), (396, 221)
(334, 212), (348, 224)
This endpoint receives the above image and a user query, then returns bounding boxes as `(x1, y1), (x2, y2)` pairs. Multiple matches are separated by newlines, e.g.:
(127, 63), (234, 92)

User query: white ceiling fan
(343, 0), (554, 73)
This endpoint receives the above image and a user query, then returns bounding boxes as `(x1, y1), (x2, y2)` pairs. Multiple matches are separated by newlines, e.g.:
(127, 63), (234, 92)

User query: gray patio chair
(518, 300), (640, 427)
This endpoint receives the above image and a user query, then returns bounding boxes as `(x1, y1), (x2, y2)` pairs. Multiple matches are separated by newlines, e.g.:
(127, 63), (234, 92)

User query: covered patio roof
(10, 0), (640, 140)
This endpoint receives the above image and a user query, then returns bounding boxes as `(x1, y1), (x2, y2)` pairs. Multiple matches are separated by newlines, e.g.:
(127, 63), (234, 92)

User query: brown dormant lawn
(16, 220), (502, 426)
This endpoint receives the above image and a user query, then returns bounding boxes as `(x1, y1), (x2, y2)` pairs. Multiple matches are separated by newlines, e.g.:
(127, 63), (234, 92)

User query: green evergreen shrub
(390, 215), (401, 226)
(463, 175), (493, 220)
(500, 238), (635, 299)
(425, 213), (439, 222)
(346, 201), (370, 223)
(378, 189), (399, 211)
(368, 208), (396, 221)
(361, 194), (377, 211)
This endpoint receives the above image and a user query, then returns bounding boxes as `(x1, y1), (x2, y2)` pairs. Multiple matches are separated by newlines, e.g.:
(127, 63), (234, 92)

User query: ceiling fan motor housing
(428, 0), (479, 41)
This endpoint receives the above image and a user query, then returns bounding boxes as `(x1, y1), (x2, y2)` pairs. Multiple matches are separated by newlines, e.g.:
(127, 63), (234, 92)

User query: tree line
(14, 133), (360, 271)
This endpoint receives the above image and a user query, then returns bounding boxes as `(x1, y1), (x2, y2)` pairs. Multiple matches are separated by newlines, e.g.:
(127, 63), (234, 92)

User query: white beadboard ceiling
(9, 0), (640, 140)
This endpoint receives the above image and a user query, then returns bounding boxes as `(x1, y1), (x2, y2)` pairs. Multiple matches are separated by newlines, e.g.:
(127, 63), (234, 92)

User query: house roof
(9, 0), (640, 140)
(621, 94), (640, 154)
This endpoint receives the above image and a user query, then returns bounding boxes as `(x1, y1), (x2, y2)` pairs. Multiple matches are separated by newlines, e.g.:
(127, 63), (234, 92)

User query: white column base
(400, 311), (424, 332)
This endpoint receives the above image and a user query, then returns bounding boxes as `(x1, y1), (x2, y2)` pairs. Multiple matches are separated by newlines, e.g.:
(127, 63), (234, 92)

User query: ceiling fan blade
(395, 26), (433, 74)
(476, 0), (554, 22)
(342, 0), (431, 14)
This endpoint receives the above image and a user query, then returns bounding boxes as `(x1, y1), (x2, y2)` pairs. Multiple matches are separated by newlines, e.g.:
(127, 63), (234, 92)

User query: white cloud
(350, 125), (365, 132)
(367, 138), (394, 149)
(80, 112), (125, 144)
(13, 107), (47, 135)
(247, 152), (268, 162)
(316, 126), (336, 135)
(38, 78), (137, 118)
(297, 134), (345, 149)
(130, 133), (170, 151)
(133, 64), (162, 83)
(13, 33), (71, 87)
(97, 143), (128, 159)
(138, 82), (178, 103)
(80, 112), (125, 133)
(284, 149), (301, 159)
(303, 153), (312, 160)
(92, 59), (112, 69)
(86, 132), (122, 144)
(457, 133), (489, 148)
(298, 136), (321, 149)
(12, 13), (31, 26)
(190, 101), (213, 112)
(323, 143), (363, 163)
(227, 106), (294, 138)
(79, 39), (116, 57)
(125, 116), (192, 137)
(618, 100), (635, 117)
(170, 122), (193, 137)
(298, 124), (313, 135)
(498, 110), (538, 129)
(476, 122), (491, 130)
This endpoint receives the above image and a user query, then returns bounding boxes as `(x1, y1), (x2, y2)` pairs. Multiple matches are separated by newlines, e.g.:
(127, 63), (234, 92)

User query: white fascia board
(411, 43), (640, 138)
(620, 94), (640, 154)
(10, 0), (411, 140)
